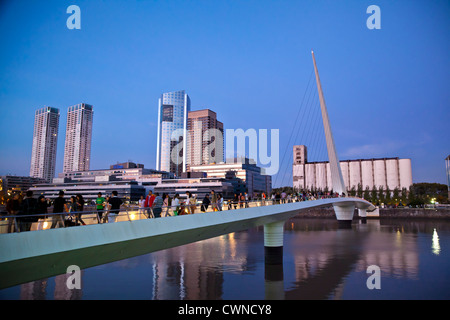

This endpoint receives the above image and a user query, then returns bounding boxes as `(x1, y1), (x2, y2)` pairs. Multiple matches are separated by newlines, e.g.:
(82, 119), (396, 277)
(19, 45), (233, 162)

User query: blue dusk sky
(0, 0), (449, 187)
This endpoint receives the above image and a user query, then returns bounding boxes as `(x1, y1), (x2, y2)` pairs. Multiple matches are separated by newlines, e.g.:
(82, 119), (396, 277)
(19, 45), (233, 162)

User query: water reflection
(3, 218), (450, 300)
(18, 273), (83, 300)
(432, 228), (441, 255)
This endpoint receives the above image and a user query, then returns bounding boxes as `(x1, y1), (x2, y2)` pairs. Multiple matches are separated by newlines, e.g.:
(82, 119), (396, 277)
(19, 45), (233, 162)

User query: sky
(0, 0), (449, 187)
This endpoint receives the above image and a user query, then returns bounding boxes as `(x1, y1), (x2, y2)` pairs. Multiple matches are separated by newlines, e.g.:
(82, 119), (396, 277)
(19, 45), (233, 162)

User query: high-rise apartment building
(156, 90), (190, 177)
(63, 103), (94, 173)
(186, 109), (224, 171)
(30, 107), (60, 182)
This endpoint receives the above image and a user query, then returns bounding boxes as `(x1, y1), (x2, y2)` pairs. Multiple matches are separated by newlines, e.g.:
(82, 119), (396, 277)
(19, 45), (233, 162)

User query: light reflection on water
(1, 218), (450, 300)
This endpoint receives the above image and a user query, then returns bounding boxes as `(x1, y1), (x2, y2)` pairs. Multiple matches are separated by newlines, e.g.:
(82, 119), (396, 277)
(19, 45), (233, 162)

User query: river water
(1, 218), (450, 300)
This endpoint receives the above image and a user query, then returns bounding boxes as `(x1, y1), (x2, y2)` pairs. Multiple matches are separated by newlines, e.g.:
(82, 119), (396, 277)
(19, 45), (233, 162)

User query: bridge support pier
(333, 203), (355, 229)
(264, 221), (284, 265)
(358, 208), (367, 224)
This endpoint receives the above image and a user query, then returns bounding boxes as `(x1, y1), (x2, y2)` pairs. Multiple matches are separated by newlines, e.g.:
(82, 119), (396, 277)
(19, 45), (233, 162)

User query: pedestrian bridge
(0, 197), (374, 289)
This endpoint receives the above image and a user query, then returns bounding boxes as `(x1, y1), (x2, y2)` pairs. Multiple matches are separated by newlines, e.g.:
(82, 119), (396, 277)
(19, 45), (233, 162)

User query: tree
(385, 186), (391, 205)
(392, 187), (400, 205)
(363, 186), (371, 201)
(378, 186), (385, 204)
(357, 183), (363, 198)
(371, 186), (378, 204)
(401, 187), (408, 205)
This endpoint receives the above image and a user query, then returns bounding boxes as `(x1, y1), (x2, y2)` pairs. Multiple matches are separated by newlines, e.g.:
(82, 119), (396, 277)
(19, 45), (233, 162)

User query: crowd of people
(137, 190), (225, 217)
(3, 190), (124, 233)
(2, 188), (344, 233)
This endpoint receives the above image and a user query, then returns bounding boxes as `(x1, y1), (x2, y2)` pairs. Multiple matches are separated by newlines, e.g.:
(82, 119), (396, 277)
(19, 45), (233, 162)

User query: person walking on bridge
(19, 190), (38, 232)
(152, 193), (163, 218)
(6, 193), (20, 233)
(201, 194), (210, 212)
(144, 190), (156, 218)
(210, 190), (217, 212)
(51, 191), (67, 228)
(107, 191), (123, 223)
(96, 192), (106, 223)
(75, 194), (86, 225)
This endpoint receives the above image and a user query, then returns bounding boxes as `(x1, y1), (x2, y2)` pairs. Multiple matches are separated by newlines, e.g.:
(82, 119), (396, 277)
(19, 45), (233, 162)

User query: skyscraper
(186, 109), (224, 171)
(63, 103), (94, 173)
(30, 107), (60, 182)
(156, 90), (190, 177)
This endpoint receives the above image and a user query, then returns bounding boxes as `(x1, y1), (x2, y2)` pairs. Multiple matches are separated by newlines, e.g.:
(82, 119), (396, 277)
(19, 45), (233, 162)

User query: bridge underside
(0, 198), (374, 289)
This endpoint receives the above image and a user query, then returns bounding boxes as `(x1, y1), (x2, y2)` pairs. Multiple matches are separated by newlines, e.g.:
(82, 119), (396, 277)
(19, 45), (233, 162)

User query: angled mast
(311, 50), (346, 195)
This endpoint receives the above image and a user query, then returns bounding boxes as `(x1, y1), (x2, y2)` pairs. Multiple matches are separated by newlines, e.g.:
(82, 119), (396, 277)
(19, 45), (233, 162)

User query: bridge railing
(0, 195), (343, 234)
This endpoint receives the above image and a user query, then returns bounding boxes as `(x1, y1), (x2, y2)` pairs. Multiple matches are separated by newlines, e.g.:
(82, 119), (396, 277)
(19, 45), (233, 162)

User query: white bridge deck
(0, 197), (373, 289)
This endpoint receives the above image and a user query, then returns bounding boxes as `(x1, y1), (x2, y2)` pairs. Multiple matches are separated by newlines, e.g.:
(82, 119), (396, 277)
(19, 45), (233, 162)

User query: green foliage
(275, 182), (448, 205)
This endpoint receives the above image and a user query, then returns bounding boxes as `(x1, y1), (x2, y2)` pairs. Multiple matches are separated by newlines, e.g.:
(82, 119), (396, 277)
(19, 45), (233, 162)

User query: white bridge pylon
(311, 50), (365, 225)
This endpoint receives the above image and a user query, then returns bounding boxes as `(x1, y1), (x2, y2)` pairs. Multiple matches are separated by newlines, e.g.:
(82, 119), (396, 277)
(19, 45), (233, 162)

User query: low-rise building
(293, 145), (413, 192)
(153, 178), (235, 201)
(28, 179), (145, 204)
(0, 175), (47, 204)
(189, 157), (272, 196)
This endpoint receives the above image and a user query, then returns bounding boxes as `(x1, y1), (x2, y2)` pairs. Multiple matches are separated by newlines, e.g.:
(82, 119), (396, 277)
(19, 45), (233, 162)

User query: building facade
(0, 175), (47, 204)
(189, 158), (272, 196)
(29, 180), (146, 203)
(30, 107), (60, 182)
(56, 162), (173, 183)
(153, 178), (235, 201)
(29, 163), (174, 203)
(156, 90), (191, 177)
(186, 109), (224, 171)
(63, 103), (94, 173)
(293, 145), (413, 192)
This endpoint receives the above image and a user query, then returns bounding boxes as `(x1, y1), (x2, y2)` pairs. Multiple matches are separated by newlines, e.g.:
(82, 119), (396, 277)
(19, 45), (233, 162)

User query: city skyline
(0, 0), (449, 187)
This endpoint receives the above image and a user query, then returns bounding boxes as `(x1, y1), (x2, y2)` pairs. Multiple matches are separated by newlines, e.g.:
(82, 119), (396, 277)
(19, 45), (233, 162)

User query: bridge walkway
(0, 197), (374, 289)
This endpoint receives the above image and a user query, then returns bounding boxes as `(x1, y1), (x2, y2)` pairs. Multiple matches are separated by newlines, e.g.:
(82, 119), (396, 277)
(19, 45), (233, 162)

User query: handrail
(0, 195), (346, 234)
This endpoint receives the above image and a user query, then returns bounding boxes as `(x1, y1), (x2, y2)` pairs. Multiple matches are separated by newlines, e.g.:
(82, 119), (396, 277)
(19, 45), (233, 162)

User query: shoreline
(293, 207), (450, 219)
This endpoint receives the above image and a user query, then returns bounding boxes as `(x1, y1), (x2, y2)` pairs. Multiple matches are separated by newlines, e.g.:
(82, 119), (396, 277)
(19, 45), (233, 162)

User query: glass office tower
(156, 90), (190, 177)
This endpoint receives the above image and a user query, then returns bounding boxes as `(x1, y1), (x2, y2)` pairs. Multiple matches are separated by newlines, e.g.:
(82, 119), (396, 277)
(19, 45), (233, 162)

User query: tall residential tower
(186, 109), (224, 171)
(156, 90), (190, 177)
(63, 103), (94, 173)
(30, 107), (60, 182)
